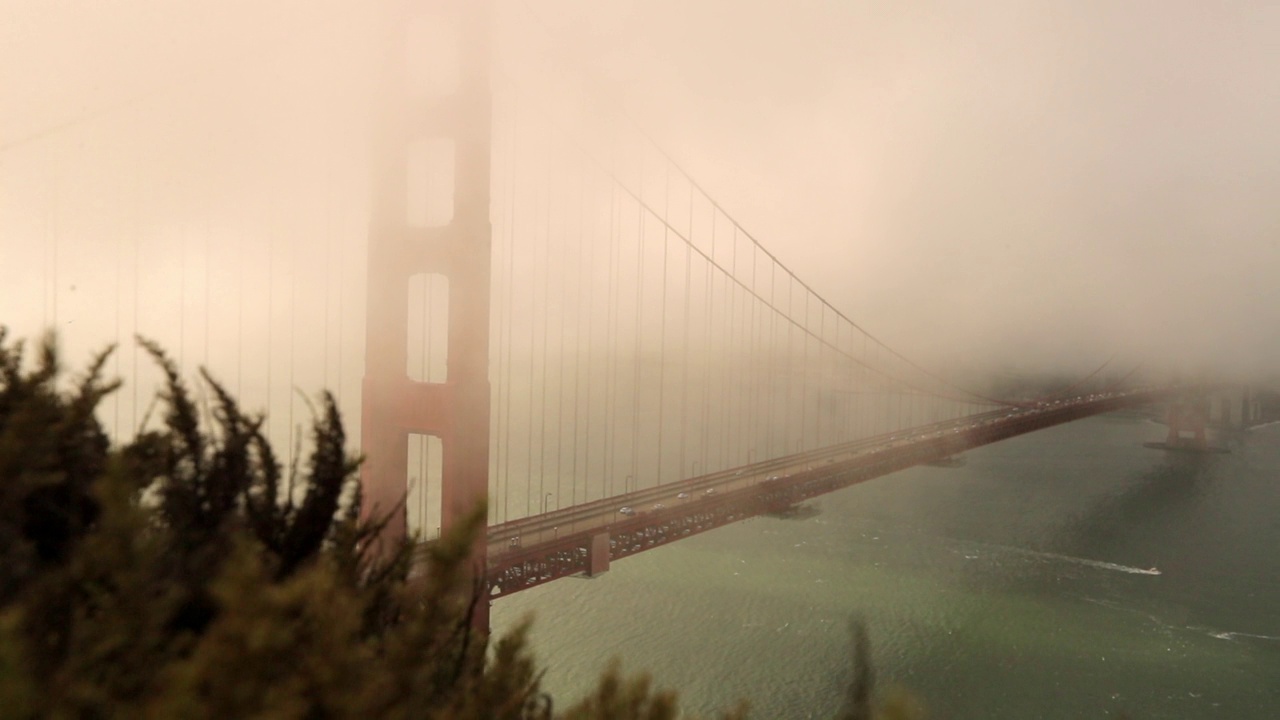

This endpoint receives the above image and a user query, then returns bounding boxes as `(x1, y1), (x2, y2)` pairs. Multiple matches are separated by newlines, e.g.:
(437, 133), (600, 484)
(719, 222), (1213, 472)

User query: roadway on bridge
(485, 390), (1144, 562)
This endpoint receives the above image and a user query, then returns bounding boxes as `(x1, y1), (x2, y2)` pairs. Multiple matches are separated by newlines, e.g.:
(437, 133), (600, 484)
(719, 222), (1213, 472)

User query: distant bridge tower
(362, 0), (492, 563)
(1208, 385), (1263, 429)
(1165, 401), (1209, 450)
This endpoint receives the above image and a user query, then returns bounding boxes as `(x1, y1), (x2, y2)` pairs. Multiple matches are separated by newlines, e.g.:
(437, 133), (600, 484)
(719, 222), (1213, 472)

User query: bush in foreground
(0, 330), (916, 719)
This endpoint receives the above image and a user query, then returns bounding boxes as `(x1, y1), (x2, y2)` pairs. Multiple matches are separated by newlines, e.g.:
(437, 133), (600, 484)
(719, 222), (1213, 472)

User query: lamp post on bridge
(543, 492), (553, 515)
(625, 475), (633, 494)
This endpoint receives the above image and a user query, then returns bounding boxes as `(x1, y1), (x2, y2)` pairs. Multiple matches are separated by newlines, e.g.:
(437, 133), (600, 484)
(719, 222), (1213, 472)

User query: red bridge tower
(362, 0), (492, 591)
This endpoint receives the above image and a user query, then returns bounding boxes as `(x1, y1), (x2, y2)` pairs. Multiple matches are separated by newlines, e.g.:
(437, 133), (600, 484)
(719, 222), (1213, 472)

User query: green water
(492, 415), (1280, 718)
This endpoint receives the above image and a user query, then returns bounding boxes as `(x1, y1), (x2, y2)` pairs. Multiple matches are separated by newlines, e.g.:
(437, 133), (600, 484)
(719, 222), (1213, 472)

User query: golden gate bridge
(0, 2), (1193, 626)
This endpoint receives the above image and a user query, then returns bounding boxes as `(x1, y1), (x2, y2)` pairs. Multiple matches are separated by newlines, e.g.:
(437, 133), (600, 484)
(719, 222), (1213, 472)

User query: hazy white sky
(525, 0), (1280, 377)
(4, 0), (1280, 381)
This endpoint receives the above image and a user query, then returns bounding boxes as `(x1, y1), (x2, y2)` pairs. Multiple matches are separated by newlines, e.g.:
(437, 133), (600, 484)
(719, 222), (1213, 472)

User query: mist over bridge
(1, 2), (1248, 625)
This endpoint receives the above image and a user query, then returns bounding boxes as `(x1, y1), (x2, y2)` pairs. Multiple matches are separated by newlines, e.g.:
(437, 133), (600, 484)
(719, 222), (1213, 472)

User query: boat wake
(1051, 554), (1161, 576)
(956, 540), (1160, 576)
(1206, 630), (1280, 642)
(1084, 602), (1280, 644)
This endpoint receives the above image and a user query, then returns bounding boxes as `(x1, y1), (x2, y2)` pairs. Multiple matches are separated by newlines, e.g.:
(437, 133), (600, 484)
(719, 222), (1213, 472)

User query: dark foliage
(0, 330), (116, 600)
(0, 330), (908, 719)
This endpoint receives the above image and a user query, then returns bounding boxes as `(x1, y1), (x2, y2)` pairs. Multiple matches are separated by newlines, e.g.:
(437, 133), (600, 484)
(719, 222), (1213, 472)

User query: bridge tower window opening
(407, 433), (444, 541)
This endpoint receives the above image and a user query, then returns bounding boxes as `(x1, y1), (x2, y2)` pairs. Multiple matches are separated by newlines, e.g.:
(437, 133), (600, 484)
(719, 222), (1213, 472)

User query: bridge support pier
(587, 533), (611, 577)
(1143, 397), (1230, 453)
(1166, 402), (1209, 450)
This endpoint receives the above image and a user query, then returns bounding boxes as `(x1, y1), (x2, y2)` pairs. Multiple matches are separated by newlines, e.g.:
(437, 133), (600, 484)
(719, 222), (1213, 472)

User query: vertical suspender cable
(487, 94), (504, 524)
(323, 166), (331, 392)
(762, 263), (773, 453)
(501, 92), (519, 523)
(584, 159), (600, 501)
(51, 170), (59, 335)
(539, 133), (553, 513)
(570, 150), (587, 507)
(266, 193), (274, 447)
(604, 158), (620, 497)
(580, 142), (603, 501)
(814, 303), (822, 448)
(236, 175), (244, 398)
(801, 291), (810, 452)
(113, 149), (123, 438)
(179, 187), (187, 371)
(724, 226), (736, 466)
(132, 154), (141, 431)
(849, 328), (857, 441)
(629, 150), (645, 493)
(702, 209), (714, 472)
(717, 216), (728, 468)
(523, 126), (541, 518)
(538, 130), (554, 514)
(750, 248), (760, 457)
(532, 125), (549, 516)
(204, 147), (211, 373)
(739, 239), (748, 462)
(821, 306), (829, 446)
(654, 164), (669, 485)
(335, 177), (344, 434)
(678, 182), (692, 479)
(744, 255), (753, 460)
(42, 177), (49, 330)
(785, 273), (794, 453)
(830, 310), (837, 444)
(553, 143), (572, 512)
(288, 197), (298, 471)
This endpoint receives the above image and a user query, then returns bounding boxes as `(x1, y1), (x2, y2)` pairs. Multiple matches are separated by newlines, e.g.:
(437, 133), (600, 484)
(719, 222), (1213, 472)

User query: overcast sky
(4, 0), (1280, 382)
(523, 0), (1280, 378)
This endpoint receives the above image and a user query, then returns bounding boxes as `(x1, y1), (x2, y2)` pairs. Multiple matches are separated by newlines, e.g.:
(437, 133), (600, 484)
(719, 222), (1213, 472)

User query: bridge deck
(483, 388), (1174, 597)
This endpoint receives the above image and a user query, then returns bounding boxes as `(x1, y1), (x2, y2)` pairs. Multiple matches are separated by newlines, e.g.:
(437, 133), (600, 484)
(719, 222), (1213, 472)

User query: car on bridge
(618, 506), (636, 516)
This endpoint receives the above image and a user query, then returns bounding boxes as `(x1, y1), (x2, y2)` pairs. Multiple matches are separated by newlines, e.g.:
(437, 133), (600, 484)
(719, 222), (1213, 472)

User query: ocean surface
(491, 415), (1280, 719)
